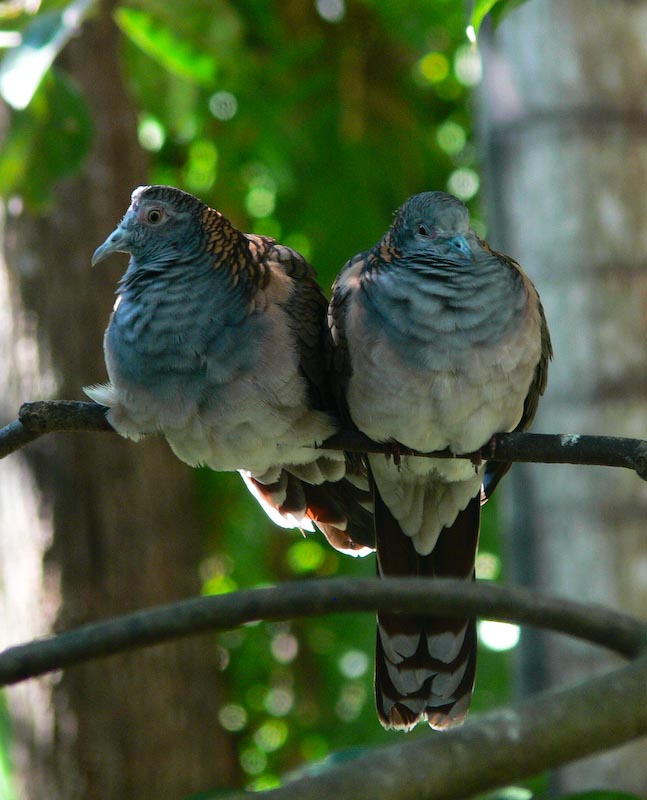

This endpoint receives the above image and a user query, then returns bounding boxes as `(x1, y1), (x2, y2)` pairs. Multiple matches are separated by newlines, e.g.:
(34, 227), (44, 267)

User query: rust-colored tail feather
(244, 471), (374, 556)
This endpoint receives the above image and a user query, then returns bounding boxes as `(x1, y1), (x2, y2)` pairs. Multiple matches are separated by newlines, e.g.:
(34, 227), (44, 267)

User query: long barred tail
(373, 488), (480, 730)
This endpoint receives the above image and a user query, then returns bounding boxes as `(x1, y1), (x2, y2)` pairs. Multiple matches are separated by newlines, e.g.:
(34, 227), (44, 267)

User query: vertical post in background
(478, 0), (647, 792)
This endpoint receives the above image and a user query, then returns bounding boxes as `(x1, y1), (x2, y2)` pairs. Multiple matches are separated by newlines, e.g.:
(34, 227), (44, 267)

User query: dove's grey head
(92, 185), (209, 269)
(389, 191), (474, 262)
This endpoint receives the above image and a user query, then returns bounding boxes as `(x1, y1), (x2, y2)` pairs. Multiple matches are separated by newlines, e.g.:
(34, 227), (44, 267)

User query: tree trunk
(478, 0), (647, 792)
(0, 6), (238, 798)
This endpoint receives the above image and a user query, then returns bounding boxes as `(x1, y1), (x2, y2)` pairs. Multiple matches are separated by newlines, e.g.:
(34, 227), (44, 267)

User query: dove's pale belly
(86, 293), (343, 478)
(345, 291), (542, 460)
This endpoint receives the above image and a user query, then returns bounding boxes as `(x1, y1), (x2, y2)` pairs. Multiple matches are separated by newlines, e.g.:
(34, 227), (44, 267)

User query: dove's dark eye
(147, 208), (164, 224)
(418, 224), (436, 237)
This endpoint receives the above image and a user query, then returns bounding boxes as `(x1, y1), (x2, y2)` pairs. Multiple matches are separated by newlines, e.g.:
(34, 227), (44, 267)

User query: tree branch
(1, 400), (646, 479)
(1, 577), (644, 686)
(4, 401), (645, 800)
(0, 401), (112, 458)
(220, 652), (647, 800)
(2, 577), (645, 799)
(324, 428), (647, 478)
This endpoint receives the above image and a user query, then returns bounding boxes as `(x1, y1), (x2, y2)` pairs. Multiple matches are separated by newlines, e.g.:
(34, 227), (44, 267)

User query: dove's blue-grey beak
(91, 226), (131, 266)
(449, 234), (472, 260)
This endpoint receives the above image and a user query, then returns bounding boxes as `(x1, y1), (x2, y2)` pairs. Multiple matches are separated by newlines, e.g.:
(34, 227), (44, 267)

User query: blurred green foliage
(0, 0), (547, 795)
(0, 694), (15, 800)
(0, 69), (92, 207)
(552, 794), (644, 800)
(479, 791), (643, 800)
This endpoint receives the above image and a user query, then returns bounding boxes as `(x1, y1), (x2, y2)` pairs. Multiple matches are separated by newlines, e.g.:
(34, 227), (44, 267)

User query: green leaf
(0, 69), (93, 208)
(114, 7), (218, 86)
(469, 0), (529, 37)
(470, 0), (501, 36)
(0, 0), (96, 109)
(480, 789), (533, 800)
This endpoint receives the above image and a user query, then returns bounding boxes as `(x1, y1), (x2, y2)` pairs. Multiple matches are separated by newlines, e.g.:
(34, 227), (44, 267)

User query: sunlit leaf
(114, 7), (217, 86)
(470, 0), (501, 37)
(483, 788), (533, 800)
(0, 0), (95, 109)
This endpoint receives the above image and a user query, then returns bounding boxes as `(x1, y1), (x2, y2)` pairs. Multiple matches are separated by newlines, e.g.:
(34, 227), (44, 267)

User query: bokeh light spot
(184, 139), (218, 193)
(214, 644), (230, 671)
(315, 0), (345, 23)
(338, 649), (369, 679)
(447, 167), (479, 200)
(218, 703), (248, 732)
(475, 551), (500, 580)
(436, 120), (466, 155)
(270, 632), (299, 664)
(417, 52), (450, 84)
(243, 167), (278, 219)
(7, 196), (23, 217)
(334, 681), (366, 722)
(245, 186), (276, 218)
(253, 719), (289, 752)
(240, 746), (267, 775)
(454, 43), (483, 86)
(478, 620), (520, 652)
(201, 555), (237, 595)
(138, 116), (165, 152)
(286, 539), (325, 574)
(264, 687), (295, 717)
(209, 90), (238, 120)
